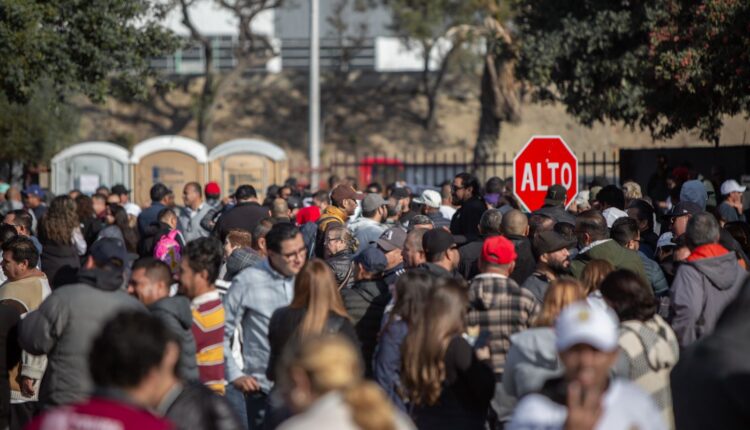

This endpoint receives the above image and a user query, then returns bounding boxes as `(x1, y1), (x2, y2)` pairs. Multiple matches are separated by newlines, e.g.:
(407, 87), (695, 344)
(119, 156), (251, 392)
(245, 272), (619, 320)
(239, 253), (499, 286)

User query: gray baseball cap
(362, 193), (387, 212)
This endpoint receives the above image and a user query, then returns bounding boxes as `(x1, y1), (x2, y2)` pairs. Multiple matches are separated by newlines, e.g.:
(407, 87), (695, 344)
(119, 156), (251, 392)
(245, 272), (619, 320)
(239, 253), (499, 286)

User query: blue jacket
(372, 319), (408, 412)
(137, 202), (166, 236)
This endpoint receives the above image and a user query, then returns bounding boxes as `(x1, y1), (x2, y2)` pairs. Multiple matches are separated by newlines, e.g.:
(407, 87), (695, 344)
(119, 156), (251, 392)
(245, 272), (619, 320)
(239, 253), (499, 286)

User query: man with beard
(449, 173), (487, 241)
(521, 231), (576, 304)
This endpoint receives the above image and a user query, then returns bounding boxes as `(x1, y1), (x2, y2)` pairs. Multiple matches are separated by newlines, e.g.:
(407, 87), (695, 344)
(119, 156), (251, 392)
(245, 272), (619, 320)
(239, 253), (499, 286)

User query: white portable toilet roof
(208, 138), (287, 161)
(51, 142), (130, 164)
(131, 135), (208, 163)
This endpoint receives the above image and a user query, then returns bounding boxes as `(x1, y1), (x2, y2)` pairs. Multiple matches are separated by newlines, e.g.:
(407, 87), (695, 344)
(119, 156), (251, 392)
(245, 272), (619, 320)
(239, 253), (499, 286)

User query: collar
(261, 259), (294, 281)
(324, 205), (348, 220)
(191, 289), (220, 307)
(474, 272), (508, 280)
(579, 239), (611, 254)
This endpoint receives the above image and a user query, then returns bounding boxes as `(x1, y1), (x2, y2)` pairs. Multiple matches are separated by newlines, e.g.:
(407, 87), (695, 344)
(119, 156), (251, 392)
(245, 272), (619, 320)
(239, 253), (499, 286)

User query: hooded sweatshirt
(18, 268), (145, 407)
(150, 296), (200, 382)
(670, 244), (747, 346)
(499, 327), (561, 422)
(671, 276), (750, 430)
(614, 315), (679, 429)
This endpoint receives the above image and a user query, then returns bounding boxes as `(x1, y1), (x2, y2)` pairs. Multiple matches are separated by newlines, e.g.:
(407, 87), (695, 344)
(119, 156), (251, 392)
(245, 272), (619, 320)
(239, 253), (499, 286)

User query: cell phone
(473, 330), (491, 349)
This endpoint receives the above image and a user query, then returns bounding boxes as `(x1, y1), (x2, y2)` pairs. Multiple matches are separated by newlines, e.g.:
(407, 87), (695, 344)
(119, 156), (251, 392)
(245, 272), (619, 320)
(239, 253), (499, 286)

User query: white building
(152, 0), (445, 74)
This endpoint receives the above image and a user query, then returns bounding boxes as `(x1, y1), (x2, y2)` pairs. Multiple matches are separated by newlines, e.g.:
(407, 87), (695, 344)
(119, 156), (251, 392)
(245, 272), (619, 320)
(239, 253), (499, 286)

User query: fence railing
(318, 150), (619, 190)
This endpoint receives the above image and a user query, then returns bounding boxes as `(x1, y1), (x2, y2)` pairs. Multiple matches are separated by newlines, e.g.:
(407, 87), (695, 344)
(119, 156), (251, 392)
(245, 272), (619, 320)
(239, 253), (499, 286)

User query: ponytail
(343, 381), (397, 430)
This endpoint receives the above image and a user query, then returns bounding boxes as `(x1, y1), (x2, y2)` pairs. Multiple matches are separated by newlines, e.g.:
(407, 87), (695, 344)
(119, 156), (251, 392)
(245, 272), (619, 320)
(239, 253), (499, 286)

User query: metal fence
(323, 150), (620, 189)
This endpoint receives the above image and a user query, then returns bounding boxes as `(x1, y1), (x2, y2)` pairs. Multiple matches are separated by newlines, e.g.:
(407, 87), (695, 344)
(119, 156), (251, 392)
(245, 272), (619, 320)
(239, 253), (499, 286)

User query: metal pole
(309, 0), (321, 189)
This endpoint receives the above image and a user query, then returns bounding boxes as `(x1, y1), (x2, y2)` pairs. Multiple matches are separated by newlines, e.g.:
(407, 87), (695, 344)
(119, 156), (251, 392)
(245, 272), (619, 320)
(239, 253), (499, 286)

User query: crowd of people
(0, 165), (748, 429)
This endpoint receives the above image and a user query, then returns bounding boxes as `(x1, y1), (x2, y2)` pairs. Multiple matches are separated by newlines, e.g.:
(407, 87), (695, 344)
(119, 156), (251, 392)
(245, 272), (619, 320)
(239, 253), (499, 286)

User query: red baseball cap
(205, 182), (221, 196)
(481, 236), (517, 265)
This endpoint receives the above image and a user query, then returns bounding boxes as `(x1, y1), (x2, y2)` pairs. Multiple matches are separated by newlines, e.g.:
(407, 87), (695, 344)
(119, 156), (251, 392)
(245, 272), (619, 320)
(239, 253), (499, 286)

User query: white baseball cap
(413, 189), (441, 208)
(555, 301), (619, 352)
(656, 232), (675, 249)
(720, 179), (746, 195)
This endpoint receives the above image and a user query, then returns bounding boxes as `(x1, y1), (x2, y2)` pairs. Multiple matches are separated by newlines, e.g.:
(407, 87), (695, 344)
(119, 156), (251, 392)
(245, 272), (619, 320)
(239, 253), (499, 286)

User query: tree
(175, 0), (281, 146)
(472, 10), (520, 172)
(0, 0), (178, 104)
(0, 83), (79, 166)
(515, 0), (750, 146)
(386, 0), (478, 129)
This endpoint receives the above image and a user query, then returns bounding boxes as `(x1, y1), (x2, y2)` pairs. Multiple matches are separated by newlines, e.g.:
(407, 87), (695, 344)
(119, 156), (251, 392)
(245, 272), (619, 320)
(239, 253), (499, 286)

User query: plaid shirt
(468, 273), (540, 376)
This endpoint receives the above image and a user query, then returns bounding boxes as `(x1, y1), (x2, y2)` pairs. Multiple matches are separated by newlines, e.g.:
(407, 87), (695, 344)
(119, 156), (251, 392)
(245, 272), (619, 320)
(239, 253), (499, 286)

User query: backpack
(154, 230), (182, 274)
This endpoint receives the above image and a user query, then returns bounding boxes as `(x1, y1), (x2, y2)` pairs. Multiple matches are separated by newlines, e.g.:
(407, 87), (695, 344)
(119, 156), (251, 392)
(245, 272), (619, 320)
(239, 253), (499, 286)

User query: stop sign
(513, 136), (578, 212)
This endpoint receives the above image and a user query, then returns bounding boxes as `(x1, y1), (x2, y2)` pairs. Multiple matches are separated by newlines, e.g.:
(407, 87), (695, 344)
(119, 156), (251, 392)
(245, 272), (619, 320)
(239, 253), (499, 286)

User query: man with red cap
(467, 235), (540, 424)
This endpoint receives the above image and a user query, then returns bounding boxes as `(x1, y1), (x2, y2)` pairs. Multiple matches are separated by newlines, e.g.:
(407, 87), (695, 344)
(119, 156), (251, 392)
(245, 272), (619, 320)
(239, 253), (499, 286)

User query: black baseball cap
(422, 229), (456, 256)
(390, 187), (410, 199)
(533, 231), (575, 257)
(664, 201), (702, 219)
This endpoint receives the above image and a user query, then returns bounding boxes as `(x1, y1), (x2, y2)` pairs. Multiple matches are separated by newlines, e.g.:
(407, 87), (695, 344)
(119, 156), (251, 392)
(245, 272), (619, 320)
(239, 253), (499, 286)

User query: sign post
(513, 136), (578, 212)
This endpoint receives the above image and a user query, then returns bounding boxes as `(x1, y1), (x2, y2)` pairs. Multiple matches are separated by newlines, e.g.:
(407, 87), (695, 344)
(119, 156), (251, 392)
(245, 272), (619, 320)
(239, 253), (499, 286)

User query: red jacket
(27, 397), (172, 430)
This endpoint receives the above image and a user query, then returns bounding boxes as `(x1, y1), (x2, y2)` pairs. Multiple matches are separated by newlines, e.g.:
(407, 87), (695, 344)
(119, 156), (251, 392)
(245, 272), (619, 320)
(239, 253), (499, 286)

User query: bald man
(501, 210), (535, 285)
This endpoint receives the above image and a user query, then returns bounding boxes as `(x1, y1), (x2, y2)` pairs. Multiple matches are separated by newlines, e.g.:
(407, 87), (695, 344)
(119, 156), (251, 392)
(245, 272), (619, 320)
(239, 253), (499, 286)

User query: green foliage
(515, 0), (750, 144)
(0, 82), (79, 163)
(387, 0), (477, 44)
(0, 0), (178, 104)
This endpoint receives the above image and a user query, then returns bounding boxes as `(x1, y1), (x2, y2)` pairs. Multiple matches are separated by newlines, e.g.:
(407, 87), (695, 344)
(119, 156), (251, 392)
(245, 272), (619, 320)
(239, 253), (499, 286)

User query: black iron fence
(323, 150), (620, 189)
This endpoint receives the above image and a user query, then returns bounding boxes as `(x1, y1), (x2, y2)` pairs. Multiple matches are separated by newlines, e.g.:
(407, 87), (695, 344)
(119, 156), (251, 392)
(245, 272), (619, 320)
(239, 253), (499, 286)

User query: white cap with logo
(413, 189), (442, 208)
(555, 301), (619, 352)
(720, 179), (747, 195)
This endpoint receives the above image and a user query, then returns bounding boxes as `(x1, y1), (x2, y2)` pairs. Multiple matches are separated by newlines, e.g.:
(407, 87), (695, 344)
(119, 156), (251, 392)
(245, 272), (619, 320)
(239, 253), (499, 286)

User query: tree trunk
(196, 42), (215, 146)
(472, 25), (520, 175)
(474, 55), (501, 173)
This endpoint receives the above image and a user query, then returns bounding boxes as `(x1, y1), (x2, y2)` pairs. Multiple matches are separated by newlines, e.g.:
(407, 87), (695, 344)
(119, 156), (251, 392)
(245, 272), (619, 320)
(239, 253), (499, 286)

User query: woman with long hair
(39, 195), (83, 287)
(267, 259), (358, 383)
(372, 271), (433, 412)
(75, 194), (102, 246)
(601, 270), (679, 429)
(498, 277), (585, 424)
(278, 335), (414, 430)
(581, 258), (614, 310)
(401, 279), (494, 429)
(98, 203), (138, 253)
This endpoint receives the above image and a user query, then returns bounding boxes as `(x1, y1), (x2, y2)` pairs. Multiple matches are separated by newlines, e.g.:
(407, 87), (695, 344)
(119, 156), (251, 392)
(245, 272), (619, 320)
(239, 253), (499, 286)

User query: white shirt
(440, 204), (457, 221)
(508, 379), (666, 430)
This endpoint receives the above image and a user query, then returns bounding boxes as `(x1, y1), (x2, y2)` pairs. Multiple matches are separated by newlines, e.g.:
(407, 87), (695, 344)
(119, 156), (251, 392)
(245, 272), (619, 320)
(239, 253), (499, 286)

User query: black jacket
(450, 197), (487, 241)
(671, 277), (750, 430)
(163, 382), (242, 430)
(414, 262), (462, 281)
(412, 336), (495, 430)
(150, 296), (199, 382)
(325, 250), (355, 289)
(266, 307), (358, 382)
(505, 234), (536, 286)
(214, 202), (269, 242)
(39, 233), (81, 289)
(138, 221), (185, 258)
(341, 279), (391, 376)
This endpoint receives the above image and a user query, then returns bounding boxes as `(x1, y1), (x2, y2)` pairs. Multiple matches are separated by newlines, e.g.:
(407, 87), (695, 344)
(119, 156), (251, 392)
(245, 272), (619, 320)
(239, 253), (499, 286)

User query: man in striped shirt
(180, 237), (226, 395)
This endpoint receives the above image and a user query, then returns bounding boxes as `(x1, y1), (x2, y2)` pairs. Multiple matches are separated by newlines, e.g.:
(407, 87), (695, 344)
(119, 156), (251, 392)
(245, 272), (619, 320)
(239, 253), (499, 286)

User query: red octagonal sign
(513, 136), (578, 212)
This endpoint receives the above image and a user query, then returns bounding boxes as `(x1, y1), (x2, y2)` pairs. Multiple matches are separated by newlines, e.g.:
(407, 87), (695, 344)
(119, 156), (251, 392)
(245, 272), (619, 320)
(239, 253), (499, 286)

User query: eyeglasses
(276, 246), (307, 260)
(451, 184), (465, 191)
(324, 237), (343, 245)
